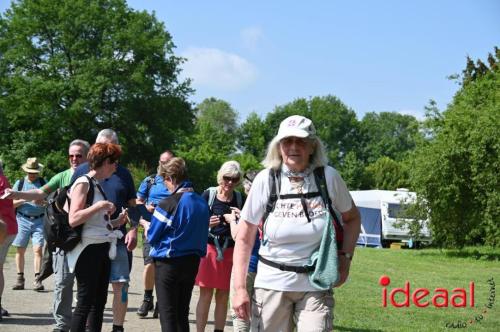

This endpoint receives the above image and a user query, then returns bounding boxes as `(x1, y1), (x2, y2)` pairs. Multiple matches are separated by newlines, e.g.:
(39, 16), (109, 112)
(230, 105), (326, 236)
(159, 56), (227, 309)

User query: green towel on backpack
(306, 213), (339, 290)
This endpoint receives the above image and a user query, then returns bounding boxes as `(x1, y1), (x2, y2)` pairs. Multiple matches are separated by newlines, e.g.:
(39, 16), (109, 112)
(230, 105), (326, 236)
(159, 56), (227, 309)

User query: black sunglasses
(69, 154), (83, 159)
(223, 176), (240, 183)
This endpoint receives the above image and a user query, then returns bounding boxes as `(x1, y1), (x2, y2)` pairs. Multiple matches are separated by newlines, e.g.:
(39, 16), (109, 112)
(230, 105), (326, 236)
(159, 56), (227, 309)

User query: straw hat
(21, 157), (44, 173)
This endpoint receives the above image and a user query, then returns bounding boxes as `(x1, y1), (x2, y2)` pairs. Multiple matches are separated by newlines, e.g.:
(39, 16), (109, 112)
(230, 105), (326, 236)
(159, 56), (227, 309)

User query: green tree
(363, 156), (409, 190)
(237, 112), (268, 159)
(196, 97), (239, 134)
(360, 112), (421, 164)
(410, 48), (500, 248)
(176, 98), (239, 191)
(0, 0), (194, 177)
(339, 151), (365, 190)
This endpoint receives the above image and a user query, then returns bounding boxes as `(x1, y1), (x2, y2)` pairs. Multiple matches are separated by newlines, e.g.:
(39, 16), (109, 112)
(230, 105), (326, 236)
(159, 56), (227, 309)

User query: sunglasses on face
(69, 154), (83, 159)
(223, 176), (240, 183)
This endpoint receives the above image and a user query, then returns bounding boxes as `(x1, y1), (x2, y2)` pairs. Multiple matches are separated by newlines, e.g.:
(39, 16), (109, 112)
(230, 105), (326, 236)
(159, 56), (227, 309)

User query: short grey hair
(96, 129), (119, 144)
(69, 139), (90, 155)
(216, 160), (242, 185)
(262, 135), (329, 170)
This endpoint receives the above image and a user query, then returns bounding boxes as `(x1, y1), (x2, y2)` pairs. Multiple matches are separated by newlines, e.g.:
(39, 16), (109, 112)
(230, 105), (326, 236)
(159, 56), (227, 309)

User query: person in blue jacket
(135, 150), (174, 318)
(143, 157), (209, 332)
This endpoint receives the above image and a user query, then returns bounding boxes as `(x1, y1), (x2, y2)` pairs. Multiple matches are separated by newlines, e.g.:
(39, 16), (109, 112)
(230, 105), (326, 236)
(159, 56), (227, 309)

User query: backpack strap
(313, 166), (344, 248)
(67, 175), (107, 208)
(261, 168), (281, 238)
(207, 187), (217, 210)
(17, 178), (25, 191)
(39, 177), (46, 186)
(144, 174), (156, 202)
(235, 191), (243, 209)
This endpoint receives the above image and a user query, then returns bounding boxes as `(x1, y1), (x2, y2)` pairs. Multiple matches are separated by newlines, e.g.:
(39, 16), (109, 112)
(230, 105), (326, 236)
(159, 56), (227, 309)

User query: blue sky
(2, 1), (499, 122)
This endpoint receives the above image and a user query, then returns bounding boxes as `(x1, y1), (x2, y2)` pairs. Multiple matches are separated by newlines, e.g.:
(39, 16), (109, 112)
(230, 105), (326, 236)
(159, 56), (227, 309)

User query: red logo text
(380, 275), (475, 308)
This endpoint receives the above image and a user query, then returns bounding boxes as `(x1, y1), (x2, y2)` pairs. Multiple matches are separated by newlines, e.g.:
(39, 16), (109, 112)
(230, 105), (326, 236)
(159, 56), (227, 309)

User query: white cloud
(240, 26), (263, 51)
(181, 47), (258, 91)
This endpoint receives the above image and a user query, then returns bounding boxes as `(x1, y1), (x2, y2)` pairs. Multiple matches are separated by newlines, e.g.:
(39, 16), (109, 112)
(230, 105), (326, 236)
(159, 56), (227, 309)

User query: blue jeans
(52, 249), (74, 331)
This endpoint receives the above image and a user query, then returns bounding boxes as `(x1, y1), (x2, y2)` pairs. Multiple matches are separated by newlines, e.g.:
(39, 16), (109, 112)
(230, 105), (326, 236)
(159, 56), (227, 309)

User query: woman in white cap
(10, 157), (47, 292)
(232, 115), (361, 331)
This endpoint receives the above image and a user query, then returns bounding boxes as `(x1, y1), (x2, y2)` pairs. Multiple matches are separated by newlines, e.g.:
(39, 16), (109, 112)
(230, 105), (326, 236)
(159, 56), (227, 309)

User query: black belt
(259, 256), (315, 273)
(17, 211), (45, 220)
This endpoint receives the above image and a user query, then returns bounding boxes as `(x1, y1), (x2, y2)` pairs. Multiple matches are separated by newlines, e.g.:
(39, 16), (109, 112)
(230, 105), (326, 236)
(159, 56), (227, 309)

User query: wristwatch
(338, 251), (353, 260)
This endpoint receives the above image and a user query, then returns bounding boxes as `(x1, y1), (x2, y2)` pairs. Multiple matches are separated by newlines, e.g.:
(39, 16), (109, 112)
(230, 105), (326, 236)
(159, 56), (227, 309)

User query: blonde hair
(158, 157), (187, 184)
(262, 135), (329, 170)
(216, 160), (242, 185)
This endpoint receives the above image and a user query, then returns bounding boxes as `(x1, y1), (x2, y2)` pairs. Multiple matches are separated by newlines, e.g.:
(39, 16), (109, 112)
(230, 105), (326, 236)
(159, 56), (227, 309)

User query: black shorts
(142, 233), (153, 265)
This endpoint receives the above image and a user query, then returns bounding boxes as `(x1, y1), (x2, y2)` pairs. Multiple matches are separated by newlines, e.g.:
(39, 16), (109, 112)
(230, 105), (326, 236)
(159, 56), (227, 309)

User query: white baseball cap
(275, 115), (316, 141)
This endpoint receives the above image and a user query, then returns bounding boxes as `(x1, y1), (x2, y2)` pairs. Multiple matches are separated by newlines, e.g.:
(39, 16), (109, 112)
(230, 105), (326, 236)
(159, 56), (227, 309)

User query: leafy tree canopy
(360, 111), (421, 164)
(410, 47), (500, 247)
(0, 0), (194, 179)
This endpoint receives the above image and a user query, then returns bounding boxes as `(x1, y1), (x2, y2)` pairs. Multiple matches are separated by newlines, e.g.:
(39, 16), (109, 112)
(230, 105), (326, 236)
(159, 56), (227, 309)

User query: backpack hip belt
(259, 256), (315, 273)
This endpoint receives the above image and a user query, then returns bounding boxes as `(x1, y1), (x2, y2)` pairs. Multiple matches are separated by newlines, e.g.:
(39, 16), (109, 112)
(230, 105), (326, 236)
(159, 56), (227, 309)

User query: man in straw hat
(10, 157), (47, 292)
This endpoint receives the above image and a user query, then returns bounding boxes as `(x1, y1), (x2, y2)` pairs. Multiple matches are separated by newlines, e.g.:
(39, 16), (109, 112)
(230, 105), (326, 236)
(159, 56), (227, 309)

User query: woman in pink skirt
(195, 161), (244, 332)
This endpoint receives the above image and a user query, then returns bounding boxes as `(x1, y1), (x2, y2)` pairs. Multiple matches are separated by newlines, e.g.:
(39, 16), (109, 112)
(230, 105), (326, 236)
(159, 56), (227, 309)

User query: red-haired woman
(67, 143), (127, 332)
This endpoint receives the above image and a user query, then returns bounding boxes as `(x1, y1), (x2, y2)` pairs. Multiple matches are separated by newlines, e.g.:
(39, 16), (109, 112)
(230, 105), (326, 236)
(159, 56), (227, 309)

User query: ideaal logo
(379, 275), (496, 328)
(379, 275), (475, 308)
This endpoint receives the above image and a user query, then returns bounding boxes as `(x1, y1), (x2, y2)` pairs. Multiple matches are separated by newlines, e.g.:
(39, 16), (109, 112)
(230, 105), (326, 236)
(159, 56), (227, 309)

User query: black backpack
(44, 175), (105, 252)
(262, 166), (344, 249)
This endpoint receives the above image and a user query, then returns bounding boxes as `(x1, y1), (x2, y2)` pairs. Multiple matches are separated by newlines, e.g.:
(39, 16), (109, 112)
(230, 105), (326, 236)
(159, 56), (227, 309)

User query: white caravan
(350, 189), (432, 247)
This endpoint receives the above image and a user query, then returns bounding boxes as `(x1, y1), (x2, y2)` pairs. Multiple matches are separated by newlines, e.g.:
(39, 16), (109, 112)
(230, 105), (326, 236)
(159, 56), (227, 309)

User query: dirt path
(1, 246), (231, 331)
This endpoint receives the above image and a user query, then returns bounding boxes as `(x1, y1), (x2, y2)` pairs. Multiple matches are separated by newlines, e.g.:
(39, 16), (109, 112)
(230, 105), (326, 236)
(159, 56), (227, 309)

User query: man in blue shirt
(71, 129), (137, 332)
(11, 158), (46, 292)
(135, 150), (173, 318)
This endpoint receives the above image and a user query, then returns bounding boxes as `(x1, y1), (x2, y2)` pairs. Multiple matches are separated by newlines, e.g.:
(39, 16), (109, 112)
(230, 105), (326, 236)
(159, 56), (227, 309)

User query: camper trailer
(350, 189), (432, 247)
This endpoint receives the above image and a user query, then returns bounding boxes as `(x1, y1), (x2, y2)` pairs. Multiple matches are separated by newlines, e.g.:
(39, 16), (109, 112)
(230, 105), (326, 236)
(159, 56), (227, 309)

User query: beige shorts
(251, 287), (335, 332)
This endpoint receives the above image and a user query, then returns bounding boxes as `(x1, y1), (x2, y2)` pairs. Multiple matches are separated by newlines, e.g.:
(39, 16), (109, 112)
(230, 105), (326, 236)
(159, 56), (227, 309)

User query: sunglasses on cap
(223, 175), (240, 183)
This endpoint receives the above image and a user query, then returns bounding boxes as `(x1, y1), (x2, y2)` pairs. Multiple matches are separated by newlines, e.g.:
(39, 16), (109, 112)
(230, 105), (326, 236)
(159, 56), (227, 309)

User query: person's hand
(141, 220), (150, 241)
(99, 200), (116, 216)
(139, 217), (149, 229)
(124, 227), (138, 251)
(209, 215), (220, 228)
(232, 288), (251, 321)
(2, 188), (16, 199)
(146, 204), (155, 213)
(117, 208), (128, 227)
(224, 207), (241, 224)
(335, 255), (351, 287)
(34, 199), (46, 206)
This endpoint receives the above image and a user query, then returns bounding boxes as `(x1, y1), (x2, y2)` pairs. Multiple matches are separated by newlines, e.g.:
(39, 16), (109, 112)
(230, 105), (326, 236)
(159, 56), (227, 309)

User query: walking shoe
(33, 279), (44, 291)
(1, 307), (8, 316)
(12, 275), (25, 290)
(152, 301), (159, 318)
(136, 298), (154, 317)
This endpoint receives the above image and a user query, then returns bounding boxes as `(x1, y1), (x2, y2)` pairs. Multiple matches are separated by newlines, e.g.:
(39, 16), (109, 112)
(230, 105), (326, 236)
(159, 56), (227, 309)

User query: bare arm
(7, 188), (47, 202)
(68, 182), (114, 227)
(13, 198), (27, 208)
(232, 220), (258, 321)
(125, 197), (138, 251)
(336, 200), (361, 287)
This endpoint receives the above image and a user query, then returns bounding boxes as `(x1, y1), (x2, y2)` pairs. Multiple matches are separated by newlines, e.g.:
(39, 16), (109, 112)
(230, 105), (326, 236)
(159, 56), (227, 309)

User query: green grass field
(334, 247), (499, 331)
